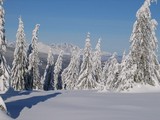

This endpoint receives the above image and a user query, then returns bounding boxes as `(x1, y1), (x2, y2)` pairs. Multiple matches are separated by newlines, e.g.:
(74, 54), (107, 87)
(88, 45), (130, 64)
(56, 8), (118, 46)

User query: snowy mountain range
(7, 41), (112, 55)
(5, 41), (121, 76)
(7, 41), (78, 54)
(7, 42), (75, 54)
(7, 41), (116, 62)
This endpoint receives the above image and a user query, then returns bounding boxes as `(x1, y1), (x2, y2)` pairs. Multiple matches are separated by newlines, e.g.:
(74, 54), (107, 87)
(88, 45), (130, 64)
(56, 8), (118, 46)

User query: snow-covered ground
(1, 89), (160, 120)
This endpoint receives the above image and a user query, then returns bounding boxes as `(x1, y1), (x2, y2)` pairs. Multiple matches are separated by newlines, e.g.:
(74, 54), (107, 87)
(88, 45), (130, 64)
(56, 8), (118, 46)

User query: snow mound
(123, 84), (160, 93)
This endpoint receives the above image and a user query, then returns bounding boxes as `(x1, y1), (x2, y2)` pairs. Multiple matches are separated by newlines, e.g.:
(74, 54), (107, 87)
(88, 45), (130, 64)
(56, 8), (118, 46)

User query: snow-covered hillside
(1, 90), (160, 120)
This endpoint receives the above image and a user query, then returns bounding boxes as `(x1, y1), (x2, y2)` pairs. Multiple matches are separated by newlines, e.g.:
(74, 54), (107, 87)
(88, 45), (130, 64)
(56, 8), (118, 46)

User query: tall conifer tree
(0, 0), (9, 91)
(92, 39), (102, 83)
(54, 50), (63, 90)
(11, 17), (27, 91)
(62, 47), (80, 90)
(76, 33), (98, 90)
(43, 48), (55, 90)
(116, 0), (160, 91)
(28, 24), (42, 90)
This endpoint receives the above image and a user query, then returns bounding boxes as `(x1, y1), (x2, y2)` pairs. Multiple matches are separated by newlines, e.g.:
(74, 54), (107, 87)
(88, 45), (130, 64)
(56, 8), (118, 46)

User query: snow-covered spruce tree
(43, 48), (55, 91)
(103, 53), (119, 90)
(28, 24), (42, 90)
(76, 33), (98, 90)
(0, 0), (10, 91)
(92, 38), (102, 83)
(119, 50), (127, 76)
(115, 0), (160, 91)
(54, 50), (63, 90)
(25, 37), (34, 90)
(61, 47), (80, 90)
(0, 0), (6, 53)
(11, 17), (27, 91)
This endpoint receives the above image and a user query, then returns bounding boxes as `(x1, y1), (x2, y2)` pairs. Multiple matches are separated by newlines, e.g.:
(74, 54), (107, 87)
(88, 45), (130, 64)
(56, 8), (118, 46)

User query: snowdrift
(1, 89), (160, 120)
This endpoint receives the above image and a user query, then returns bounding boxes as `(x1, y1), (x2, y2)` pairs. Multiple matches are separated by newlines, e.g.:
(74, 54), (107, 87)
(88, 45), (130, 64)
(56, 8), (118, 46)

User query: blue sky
(4, 0), (160, 55)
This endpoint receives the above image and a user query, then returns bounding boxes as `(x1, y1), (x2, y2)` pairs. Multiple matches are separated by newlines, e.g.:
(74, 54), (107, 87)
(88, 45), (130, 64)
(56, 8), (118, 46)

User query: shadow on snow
(0, 88), (33, 101)
(5, 92), (61, 119)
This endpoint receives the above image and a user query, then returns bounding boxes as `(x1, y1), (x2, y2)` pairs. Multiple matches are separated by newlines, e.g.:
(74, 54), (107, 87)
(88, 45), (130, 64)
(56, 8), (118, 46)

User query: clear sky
(3, 0), (160, 55)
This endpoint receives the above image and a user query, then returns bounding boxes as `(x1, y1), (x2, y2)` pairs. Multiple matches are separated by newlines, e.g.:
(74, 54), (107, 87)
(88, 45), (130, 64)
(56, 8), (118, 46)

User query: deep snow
(1, 89), (160, 120)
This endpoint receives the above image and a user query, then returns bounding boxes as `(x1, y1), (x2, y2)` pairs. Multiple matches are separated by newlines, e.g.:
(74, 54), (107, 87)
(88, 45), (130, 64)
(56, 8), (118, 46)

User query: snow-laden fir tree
(76, 33), (98, 90)
(102, 53), (119, 90)
(92, 38), (102, 83)
(54, 50), (63, 90)
(61, 47), (80, 90)
(28, 24), (42, 90)
(0, 27), (8, 111)
(0, 0), (6, 53)
(0, 0), (9, 91)
(11, 17), (27, 91)
(119, 50), (127, 76)
(25, 35), (34, 90)
(43, 48), (55, 91)
(115, 0), (160, 91)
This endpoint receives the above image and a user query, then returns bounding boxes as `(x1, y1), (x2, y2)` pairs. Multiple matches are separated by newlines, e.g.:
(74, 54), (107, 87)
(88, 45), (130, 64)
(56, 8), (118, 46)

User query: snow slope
(0, 111), (12, 120)
(0, 96), (12, 120)
(1, 90), (160, 120)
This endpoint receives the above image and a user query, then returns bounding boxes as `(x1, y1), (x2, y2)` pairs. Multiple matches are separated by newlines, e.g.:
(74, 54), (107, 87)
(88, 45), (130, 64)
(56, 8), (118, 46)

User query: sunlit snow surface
(1, 88), (160, 120)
